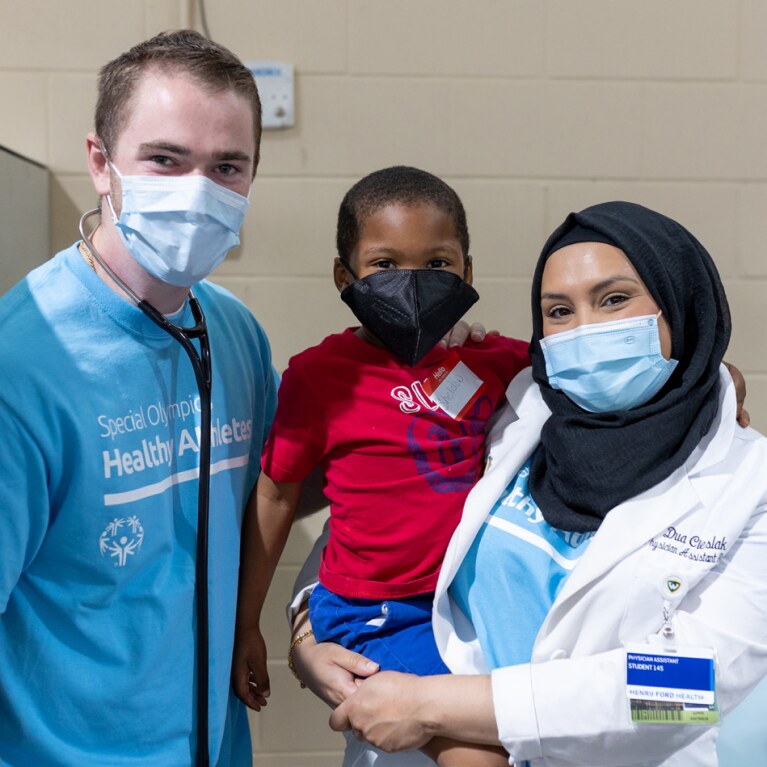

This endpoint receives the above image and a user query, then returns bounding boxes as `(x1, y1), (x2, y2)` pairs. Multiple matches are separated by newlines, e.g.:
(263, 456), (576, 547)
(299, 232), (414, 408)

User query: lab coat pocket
(618, 552), (668, 646)
(618, 544), (708, 646)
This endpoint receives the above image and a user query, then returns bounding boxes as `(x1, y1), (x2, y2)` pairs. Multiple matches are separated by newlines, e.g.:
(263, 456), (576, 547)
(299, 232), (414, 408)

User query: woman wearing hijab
(324, 201), (767, 766)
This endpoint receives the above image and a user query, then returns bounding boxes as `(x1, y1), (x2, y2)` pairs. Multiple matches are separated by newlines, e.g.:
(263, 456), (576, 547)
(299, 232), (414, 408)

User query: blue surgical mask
(107, 164), (250, 287)
(539, 313), (678, 413)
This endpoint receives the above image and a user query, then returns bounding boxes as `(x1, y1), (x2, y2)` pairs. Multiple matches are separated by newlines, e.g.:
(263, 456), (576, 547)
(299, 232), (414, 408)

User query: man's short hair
(336, 166), (470, 264)
(96, 29), (262, 169)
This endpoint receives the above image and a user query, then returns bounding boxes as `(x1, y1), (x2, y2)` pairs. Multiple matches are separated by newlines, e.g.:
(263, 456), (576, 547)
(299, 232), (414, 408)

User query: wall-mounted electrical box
(246, 61), (295, 129)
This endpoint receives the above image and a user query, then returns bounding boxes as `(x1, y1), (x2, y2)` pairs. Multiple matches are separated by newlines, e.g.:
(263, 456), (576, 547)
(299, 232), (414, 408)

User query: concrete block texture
(0, 0), (145, 71)
(256, 76), (453, 177)
(546, 182), (740, 277)
(2, 1), (767, 764)
(741, 0), (767, 80)
(0, 72), (47, 164)
(215, 177), (349, 278)
(349, 0), (546, 77)
(197, 0), (348, 74)
(47, 74), (97, 174)
(642, 83), (767, 180)
(446, 80), (643, 177)
(738, 184), (767, 276)
(548, 0), (738, 80)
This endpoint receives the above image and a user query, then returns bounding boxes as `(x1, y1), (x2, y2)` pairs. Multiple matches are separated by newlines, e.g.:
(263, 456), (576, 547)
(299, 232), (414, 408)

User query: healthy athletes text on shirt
(97, 395), (252, 480)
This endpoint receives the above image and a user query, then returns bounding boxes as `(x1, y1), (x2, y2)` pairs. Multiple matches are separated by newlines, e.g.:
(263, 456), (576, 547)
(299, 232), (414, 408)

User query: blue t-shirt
(450, 452), (593, 669)
(718, 674), (767, 765)
(0, 245), (278, 766)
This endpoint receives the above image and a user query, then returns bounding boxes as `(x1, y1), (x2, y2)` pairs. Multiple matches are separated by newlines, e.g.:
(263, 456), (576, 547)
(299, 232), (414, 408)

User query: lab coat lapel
(443, 369), (549, 572)
(552, 468), (700, 607)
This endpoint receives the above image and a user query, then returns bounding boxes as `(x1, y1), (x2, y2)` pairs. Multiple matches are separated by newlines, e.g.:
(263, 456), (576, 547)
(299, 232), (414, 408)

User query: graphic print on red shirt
(261, 328), (530, 599)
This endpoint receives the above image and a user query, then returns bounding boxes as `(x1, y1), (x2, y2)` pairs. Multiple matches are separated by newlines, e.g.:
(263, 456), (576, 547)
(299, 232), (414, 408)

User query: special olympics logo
(99, 516), (144, 567)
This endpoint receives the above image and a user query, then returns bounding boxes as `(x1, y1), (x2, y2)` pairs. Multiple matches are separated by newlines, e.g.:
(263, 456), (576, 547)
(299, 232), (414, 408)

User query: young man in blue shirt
(0, 30), (277, 767)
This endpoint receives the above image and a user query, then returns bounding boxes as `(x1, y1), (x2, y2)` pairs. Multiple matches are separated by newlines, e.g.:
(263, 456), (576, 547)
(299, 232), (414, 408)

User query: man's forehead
(129, 66), (227, 105)
(113, 74), (255, 148)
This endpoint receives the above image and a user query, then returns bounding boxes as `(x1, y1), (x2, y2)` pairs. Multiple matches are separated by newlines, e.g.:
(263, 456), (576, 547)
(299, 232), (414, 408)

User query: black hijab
(528, 201), (731, 533)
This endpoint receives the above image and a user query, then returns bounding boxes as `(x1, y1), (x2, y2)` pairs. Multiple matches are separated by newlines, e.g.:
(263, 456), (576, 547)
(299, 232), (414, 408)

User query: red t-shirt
(261, 328), (530, 599)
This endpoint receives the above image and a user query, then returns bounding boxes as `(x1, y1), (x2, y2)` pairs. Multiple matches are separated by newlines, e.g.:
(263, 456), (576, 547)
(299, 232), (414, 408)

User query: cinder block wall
(2, 1), (767, 764)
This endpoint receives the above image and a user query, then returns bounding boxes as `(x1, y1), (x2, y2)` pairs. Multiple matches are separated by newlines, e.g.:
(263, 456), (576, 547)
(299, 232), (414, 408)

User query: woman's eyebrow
(540, 275), (641, 302)
(588, 275), (641, 296)
(540, 291), (570, 301)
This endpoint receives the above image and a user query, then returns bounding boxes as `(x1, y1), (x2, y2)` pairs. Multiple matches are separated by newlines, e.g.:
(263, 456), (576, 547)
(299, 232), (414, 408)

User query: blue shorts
(309, 583), (450, 676)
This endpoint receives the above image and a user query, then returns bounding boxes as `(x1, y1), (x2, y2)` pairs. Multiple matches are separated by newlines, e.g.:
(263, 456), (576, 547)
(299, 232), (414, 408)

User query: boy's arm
(233, 472), (303, 709)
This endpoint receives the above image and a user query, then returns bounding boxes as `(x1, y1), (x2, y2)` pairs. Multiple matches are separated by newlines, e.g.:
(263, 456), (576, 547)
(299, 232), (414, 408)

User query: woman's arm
(330, 502), (767, 765)
(329, 671), (499, 752)
(289, 602), (380, 708)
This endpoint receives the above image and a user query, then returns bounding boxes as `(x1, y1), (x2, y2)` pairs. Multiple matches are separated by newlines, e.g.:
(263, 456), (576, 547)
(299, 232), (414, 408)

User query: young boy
(234, 166), (529, 765)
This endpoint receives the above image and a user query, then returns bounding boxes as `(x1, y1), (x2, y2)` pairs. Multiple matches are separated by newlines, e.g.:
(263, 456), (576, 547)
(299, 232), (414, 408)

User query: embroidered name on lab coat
(648, 525), (728, 564)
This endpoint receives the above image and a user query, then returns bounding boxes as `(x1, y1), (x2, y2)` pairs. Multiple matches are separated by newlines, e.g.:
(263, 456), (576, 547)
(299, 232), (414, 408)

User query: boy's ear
(333, 257), (353, 292)
(464, 255), (474, 285)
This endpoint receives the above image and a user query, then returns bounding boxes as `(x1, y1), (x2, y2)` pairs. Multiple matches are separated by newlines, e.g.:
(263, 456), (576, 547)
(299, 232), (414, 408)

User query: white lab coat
(432, 366), (767, 766)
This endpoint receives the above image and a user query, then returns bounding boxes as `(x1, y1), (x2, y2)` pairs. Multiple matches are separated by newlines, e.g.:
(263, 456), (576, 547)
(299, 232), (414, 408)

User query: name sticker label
(422, 353), (484, 420)
(626, 644), (718, 725)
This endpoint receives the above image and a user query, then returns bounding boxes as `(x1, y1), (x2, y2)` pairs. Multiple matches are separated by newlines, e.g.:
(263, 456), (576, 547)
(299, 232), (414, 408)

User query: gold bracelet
(287, 629), (314, 689)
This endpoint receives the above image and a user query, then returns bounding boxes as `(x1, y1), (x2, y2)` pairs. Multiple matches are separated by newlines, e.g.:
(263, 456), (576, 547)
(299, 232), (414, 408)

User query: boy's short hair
(96, 29), (262, 169)
(337, 166), (470, 263)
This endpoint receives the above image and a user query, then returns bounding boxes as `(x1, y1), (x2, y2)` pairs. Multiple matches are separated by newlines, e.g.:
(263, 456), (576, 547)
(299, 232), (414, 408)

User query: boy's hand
(232, 626), (271, 711)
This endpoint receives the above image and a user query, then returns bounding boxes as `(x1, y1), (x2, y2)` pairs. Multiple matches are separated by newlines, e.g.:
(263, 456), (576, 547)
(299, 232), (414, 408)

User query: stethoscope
(79, 209), (213, 767)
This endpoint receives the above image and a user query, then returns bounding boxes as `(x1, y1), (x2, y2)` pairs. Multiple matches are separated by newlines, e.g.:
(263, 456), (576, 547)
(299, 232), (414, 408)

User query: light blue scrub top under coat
(718, 674), (767, 766)
(450, 452), (593, 669)
(0, 244), (278, 766)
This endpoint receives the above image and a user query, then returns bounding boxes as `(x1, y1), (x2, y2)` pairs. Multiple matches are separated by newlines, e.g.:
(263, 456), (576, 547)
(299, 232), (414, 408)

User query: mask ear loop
(100, 141), (122, 225)
(463, 255), (472, 280)
(340, 259), (359, 282)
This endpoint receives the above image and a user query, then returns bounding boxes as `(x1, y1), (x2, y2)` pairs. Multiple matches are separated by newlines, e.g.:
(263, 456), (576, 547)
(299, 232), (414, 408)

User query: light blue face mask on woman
(539, 313), (678, 413)
(108, 165), (250, 287)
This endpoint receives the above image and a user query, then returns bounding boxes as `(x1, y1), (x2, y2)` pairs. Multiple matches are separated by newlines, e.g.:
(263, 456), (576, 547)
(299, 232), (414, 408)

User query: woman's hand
(290, 610), (379, 708)
(329, 671), (435, 752)
(329, 671), (500, 752)
(440, 320), (500, 348)
(724, 362), (750, 427)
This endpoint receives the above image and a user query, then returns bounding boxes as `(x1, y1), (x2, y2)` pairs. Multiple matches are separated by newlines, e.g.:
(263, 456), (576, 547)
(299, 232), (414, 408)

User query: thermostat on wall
(246, 61), (295, 129)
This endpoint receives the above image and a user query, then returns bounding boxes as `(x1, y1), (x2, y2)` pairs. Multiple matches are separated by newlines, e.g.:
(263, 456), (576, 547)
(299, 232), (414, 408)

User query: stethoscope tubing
(79, 210), (213, 767)
(139, 299), (213, 767)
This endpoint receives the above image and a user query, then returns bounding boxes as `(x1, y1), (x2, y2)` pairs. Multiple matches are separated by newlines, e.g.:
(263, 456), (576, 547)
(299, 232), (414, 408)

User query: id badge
(422, 352), (485, 420)
(625, 643), (719, 725)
